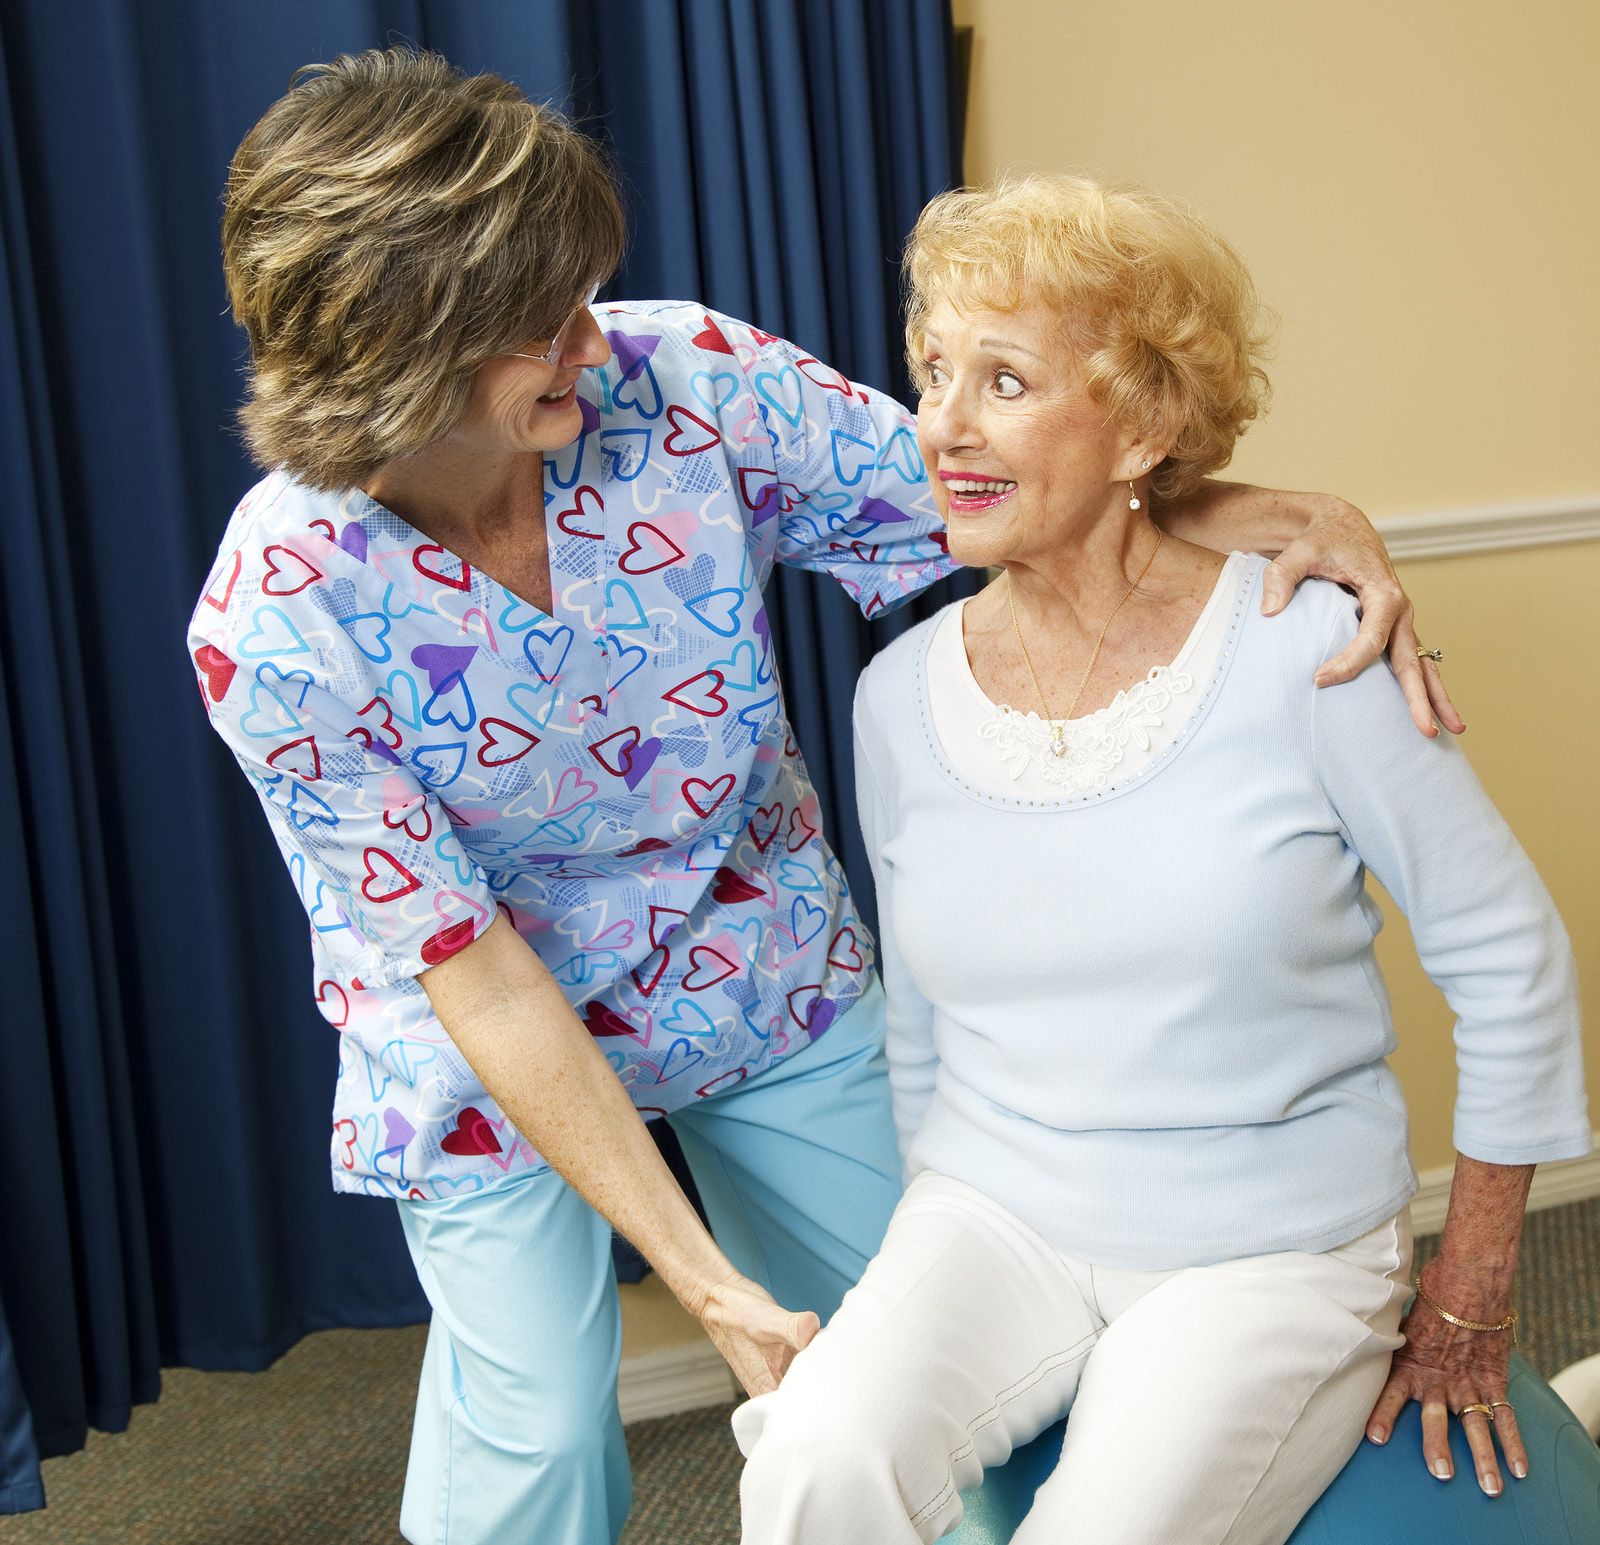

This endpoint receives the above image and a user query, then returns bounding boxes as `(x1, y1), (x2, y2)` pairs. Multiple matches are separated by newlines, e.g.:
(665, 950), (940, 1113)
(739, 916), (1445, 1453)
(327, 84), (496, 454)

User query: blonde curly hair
(904, 175), (1272, 501)
(223, 48), (625, 490)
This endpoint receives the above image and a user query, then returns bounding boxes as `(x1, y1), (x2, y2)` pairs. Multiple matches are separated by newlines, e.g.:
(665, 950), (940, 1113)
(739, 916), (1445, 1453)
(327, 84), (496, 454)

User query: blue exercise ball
(948, 1353), (1600, 1543)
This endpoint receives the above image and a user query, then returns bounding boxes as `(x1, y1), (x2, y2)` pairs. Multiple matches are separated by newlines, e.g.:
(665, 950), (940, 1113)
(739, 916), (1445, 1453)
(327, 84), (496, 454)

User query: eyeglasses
(504, 285), (600, 366)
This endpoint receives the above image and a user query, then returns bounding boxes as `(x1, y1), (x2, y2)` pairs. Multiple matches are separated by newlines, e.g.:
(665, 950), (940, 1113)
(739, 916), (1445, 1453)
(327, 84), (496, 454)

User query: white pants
(735, 1173), (1411, 1545)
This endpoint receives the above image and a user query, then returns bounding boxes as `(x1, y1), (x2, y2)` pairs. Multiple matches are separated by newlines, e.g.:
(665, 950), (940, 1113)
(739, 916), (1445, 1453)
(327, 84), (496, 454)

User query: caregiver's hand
(1162, 480), (1465, 738)
(692, 1270), (820, 1397)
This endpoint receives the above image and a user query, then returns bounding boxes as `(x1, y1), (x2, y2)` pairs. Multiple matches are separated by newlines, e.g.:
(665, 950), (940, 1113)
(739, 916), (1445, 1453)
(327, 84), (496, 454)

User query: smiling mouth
(538, 381), (577, 405)
(942, 476), (1017, 511)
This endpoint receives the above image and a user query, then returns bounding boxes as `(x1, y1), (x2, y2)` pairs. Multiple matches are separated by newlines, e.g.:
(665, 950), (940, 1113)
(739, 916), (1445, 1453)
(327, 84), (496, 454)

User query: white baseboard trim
(619, 1340), (738, 1425)
(1376, 494), (1600, 561)
(1409, 1132), (1600, 1236)
(619, 1137), (1600, 1424)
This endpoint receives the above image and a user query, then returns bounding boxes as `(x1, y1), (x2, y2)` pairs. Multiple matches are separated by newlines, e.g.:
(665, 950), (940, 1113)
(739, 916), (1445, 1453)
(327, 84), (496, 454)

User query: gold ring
(1416, 646), (1444, 663)
(1489, 1401), (1514, 1418)
(1459, 1402), (1494, 1421)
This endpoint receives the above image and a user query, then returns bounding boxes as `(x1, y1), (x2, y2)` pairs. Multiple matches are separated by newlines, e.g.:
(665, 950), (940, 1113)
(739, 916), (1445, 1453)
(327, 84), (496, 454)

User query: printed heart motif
(790, 896), (829, 947)
(408, 742), (467, 789)
(478, 717), (540, 767)
(194, 645), (237, 702)
(683, 773), (736, 818)
(662, 669), (728, 718)
(238, 605), (309, 660)
(588, 726), (643, 777)
(736, 466), (803, 521)
(604, 579), (650, 632)
(505, 681), (559, 732)
(690, 315), (735, 354)
(361, 847), (422, 903)
(600, 428), (652, 481)
(266, 734), (322, 781)
(338, 522), (370, 562)
(381, 789), (432, 841)
(805, 998), (839, 1040)
(547, 764), (600, 817)
(683, 586), (745, 637)
(648, 905), (688, 949)
(778, 859), (823, 893)
(661, 999), (719, 1038)
(343, 612), (393, 662)
(878, 426), (925, 484)
(697, 1068), (749, 1099)
(356, 695), (405, 751)
(584, 1001), (651, 1044)
(308, 519), (337, 543)
(411, 643), (477, 696)
(619, 521), (687, 575)
(785, 985), (827, 1028)
(830, 429), (876, 487)
(440, 1106), (503, 1157)
(749, 803), (783, 852)
(712, 869), (764, 906)
(611, 353), (663, 417)
(631, 944), (670, 997)
(203, 549), (242, 612)
(827, 927), (865, 972)
(712, 640), (762, 693)
(653, 1037), (706, 1083)
(261, 544), (323, 596)
(556, 485), (604, 540)
(601, 635), (649, 692)
(690, 370), (741, 415)
(524, 623), (575, 683)
(662, 404), (721, 457)
(787, 805), (819, 851)
(383, 1108), (416, 1149)
(686, 832), (734, 872)
(621, 736), (661, 791)
(413, 544), (472, 591)
(753, 366), (804, 428)
(683, 944), (738, 992)
(314, 979), (350, 1027)
(381, 672), (426, 730)
(796, 356), (853, 395)
(286, 781), (337, 831)
(421, 917), (477, 966)
(333, 1119), (360, 1170)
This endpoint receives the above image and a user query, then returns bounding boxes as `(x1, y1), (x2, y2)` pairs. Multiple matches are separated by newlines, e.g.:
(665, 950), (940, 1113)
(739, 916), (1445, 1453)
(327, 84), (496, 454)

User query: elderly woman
(734, 176), (1589, 1544)
(193, 51), (1456, 1545)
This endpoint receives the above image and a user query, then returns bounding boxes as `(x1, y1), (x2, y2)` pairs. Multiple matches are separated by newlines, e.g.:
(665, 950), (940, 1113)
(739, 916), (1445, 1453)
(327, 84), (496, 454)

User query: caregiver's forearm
(421, 914), (733, 1313)
(1156, 477), (1330, 556)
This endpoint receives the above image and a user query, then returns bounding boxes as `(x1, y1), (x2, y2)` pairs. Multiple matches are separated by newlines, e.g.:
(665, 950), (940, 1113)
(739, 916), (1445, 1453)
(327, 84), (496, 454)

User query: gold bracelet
(1413, 1280), (1519, 1345)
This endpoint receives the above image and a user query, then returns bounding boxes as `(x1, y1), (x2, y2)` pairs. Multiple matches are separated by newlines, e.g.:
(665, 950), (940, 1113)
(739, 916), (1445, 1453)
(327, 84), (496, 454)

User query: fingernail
(1366, 1426), (1386, 1444)
(1482, 1474), (1501, 1496)
(1432, 1460), (1452, 1481)
(1511, 1461), (1527, 1479)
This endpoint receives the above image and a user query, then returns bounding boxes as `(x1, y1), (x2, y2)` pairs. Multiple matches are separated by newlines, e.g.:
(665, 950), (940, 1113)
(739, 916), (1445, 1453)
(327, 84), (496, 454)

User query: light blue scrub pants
(395, 976), (898, 1545)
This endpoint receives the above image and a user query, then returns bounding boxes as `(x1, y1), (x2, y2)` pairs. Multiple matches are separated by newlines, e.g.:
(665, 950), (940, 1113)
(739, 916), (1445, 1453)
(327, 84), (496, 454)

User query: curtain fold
(0, 0), (966, 1509)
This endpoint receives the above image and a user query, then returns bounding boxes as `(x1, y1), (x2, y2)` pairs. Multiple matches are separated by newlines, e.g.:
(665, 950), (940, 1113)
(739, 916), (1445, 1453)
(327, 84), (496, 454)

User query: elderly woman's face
(454, 303), (612, 456)
(915, 299), (1132, 569)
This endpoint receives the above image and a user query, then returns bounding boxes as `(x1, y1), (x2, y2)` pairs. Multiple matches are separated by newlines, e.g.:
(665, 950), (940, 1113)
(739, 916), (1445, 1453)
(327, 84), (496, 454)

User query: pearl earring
(1128, 480), (1140, 511)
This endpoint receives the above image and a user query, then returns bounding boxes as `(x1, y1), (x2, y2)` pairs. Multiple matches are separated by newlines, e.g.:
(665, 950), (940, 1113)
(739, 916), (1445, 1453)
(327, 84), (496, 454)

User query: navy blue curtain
(0, 0), (967, 1510)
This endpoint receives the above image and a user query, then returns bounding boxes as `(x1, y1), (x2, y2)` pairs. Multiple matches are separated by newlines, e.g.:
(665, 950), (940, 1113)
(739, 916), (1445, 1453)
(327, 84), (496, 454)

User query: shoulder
(855, 605), (950, 721)
(1246, 561), (1362, 669)
(187, 471), (362, 676)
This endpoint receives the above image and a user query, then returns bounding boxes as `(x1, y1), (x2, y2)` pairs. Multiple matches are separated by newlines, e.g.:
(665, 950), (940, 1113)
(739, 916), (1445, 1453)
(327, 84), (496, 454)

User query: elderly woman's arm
(1161, 479), (1462, 738)
(1366, 1158), (1534, 1493)
(420, 916), (818, 1397)
(1308, 590), (1589, 1492)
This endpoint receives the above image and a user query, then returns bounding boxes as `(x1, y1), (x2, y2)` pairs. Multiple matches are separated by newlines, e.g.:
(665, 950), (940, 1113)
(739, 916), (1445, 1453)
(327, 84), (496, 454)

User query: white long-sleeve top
(852, 556), (1588, 1269)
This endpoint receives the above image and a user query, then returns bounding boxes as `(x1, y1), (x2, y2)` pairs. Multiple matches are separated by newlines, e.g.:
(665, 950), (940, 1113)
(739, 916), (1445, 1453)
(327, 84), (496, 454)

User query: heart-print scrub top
(189, 301), (955, 1200)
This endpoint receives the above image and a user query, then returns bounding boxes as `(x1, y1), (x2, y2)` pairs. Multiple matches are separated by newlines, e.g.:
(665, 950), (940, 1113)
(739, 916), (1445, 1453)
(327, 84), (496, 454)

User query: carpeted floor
(10, 1196), (1598, 1544)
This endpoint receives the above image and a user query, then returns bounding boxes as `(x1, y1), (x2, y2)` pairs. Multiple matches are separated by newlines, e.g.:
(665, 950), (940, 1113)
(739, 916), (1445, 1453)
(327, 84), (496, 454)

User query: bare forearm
(1425, 1155), (1534, 1314)
(421, 916), (731, 1313)
(1156, 477), (1326, 557)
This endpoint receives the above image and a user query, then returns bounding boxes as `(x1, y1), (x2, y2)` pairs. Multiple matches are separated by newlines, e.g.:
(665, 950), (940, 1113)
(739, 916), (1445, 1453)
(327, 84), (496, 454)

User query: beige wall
(954, 0), (1599, 1169)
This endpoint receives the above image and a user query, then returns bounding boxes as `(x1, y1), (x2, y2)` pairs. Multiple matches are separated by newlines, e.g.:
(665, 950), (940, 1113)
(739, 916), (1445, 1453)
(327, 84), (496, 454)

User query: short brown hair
(222, 48), (625, 490)
(905, 175), (1272, 501)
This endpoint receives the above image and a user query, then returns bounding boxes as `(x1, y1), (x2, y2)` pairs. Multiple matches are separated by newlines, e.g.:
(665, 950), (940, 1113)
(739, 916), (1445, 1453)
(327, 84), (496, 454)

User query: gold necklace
(1006, 528), (1164, 758)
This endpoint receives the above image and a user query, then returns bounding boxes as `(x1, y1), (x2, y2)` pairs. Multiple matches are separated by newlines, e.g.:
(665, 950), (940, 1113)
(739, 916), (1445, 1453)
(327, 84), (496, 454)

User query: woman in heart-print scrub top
(191, 49), (1453, 1545)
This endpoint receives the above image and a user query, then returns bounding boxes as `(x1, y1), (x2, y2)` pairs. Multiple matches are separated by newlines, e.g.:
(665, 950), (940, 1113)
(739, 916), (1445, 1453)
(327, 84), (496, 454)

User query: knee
(738, 1379), (908, 1506)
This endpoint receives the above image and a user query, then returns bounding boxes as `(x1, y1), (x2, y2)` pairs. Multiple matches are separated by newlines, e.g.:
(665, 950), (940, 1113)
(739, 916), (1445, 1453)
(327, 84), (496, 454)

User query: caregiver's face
(915, 298), (1126, 569)
(455, 300), (612, 457)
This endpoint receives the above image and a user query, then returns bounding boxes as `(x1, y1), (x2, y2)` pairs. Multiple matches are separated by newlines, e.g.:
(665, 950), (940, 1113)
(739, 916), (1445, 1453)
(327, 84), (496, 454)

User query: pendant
(1049, 728), (1068, 758)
